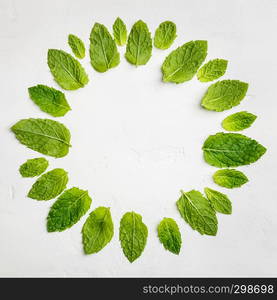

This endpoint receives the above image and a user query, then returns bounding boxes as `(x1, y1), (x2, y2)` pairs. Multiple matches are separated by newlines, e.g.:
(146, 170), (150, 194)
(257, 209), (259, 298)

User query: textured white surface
(0, 0), (277, 277)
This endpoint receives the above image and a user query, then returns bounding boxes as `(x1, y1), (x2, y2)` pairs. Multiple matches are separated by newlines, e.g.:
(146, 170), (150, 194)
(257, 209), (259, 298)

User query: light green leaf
(19, 157), (49, 178)
(48, 49), (89, 90)
(68, 34), (85, 59)
(125, 20), (152, 66)
(47, 187), (92, 232)
(201, 80), (248, 112)
(202, 132), (266, 168)
(82, 207), (114, 254)
(222, 111), (257, 131)
(28, 85), (71, 117)
(11, 118), (71, 158)
(154, 21), (177, 50)
(113, 17), (127, 46)
(89, 23), (120, 72)
(162, 40), (207, 83)
(177, 190), (218, 236)
(28, 168), (68, 200)
(197, 59), (228, 82)
(204, 187), (232, 214)
(119, 211), (148, 262)
(157, 218), (181, 254)
(213, 169), (249, 189)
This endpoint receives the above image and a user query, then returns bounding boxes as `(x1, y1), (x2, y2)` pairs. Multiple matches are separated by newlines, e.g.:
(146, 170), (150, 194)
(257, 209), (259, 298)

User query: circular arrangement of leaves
(12, 19), (267, 263)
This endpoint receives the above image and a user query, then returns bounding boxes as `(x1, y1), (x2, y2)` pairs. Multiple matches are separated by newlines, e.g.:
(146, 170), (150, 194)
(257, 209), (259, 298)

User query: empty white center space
(64, 49), (217, 217)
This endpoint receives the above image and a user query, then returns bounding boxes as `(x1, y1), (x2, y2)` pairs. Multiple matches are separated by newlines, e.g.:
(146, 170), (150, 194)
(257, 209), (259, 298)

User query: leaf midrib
(164, 220), (178, 253)
(99, 32), (109, 69)
(55, 59), (83, 86)
(87, 208), (110, 251)
(181, 191), (215, 233)
(135, 29), (142, 66)
(14, 128), (71, 146)
(203, 148), (243, 153)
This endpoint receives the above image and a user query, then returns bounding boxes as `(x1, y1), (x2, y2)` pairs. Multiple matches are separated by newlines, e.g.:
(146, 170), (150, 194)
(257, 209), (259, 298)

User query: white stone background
(0, 0), (277, 277)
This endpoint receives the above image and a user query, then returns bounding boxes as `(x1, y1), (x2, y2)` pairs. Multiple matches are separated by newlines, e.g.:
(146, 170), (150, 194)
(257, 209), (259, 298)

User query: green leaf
(125, 20), (152, 66)
(162, 40), (207, 83)
(11, 118), (71, 158)
(68, 34), (85, 59)
(89, 23), (120, 72)
(201, 80), (248, 112)
(82, 207), (114, 254)
(197, 59), (228, 82)
(119, 211), (148, 262)
(19, 157), (49, 178)
(48, 49), (89, 90)
(157, 218), (181, 254)
(204, 187), (232, 214)
(28, 85), (71, 117)
(28, 168), (68, 200)
(113, 17), (127, 46)
(213, 169), (249, 189)
(154, 21), (177, 50)
(222, 111), (257, 132)
(47, 187), (92, 232)
(202, 132), (266, 168)
(177, 190), (218, 236)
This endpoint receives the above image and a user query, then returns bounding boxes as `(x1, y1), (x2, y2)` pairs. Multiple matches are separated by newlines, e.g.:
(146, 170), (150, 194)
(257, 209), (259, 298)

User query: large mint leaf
(28, 85), (71, 117)
(154, 21), (177, 50)
(202, 132), (266, 168)
(222, 111), (257, 132)
(213, 169), (248, 188)
(197, 59), (228, 82)
(28, 168), (68, 200)
(125, 20), (152, 66)
(177, 190), (218, 236)
(48, 49), (89, 90)
(201, 80), (248, 112)
(19, 157), (49, 178)
(157, 218), (181, 254)
(82, 207), (114, 254)
(11, 118), (71, 158)
(113, 17), (127, 46)
(204, 187), (232, 214)
(90, 23), (120, 72)
(119, 211), (148, 262)
(47, 187), (92, 232)
(162, 40), (207, 83)
(68, 34), (85, 59)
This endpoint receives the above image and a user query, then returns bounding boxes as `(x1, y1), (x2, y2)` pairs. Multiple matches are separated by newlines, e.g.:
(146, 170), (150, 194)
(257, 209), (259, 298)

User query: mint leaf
(90, 23), (120, 72)
(177, 190), (218, 236)
(113, 17), (127, 46)
(47, 187), (92, 232)
(157, 218), (181, 254)
(202, 132), (266, 168)
(204, 187), (232, 214)
(162, 40), (207, 83)
(28, 85), (71, 117)
(213, 169), (248, 188)
(48, 49), (88, 90)
(28, 168), (68, 200)
(125, 20), (152, 66)
(19, 157), (49, 178)
(11, 118), (71, 158)
(119, 211), (148, 262)
(68, 34), (85, 59)
(222, 111), (257, 131)
(201, 80), (248, 112)
(154, 21), (177, 50)
(82, 207), (114, 254)
(197, 59), (228, 82)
